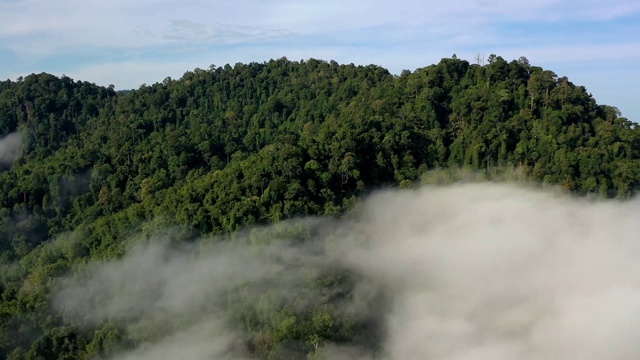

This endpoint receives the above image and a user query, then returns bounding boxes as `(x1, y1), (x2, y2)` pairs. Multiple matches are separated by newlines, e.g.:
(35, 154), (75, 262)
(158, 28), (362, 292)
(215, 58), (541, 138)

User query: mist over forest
(1, 55), (640, 359)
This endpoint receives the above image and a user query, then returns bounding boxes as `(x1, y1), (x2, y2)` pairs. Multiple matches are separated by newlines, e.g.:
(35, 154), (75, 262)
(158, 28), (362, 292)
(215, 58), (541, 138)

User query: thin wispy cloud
(0, 131), (23, 167)
(0, 0), (638, 120)
(161, 20), (293, 44)
(2, 0), (636, 51)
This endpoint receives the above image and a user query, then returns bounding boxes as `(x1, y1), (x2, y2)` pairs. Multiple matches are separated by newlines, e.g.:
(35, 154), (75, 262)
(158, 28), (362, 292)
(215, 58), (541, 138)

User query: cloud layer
(53, 183), (640, 359)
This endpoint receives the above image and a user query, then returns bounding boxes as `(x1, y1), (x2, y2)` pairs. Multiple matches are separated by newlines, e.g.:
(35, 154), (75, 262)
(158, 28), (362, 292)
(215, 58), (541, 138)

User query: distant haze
(54, 183), (640, 359)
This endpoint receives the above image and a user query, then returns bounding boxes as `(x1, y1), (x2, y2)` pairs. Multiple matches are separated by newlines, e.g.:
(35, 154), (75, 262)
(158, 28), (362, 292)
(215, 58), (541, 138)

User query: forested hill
(0, 55), (639, 359)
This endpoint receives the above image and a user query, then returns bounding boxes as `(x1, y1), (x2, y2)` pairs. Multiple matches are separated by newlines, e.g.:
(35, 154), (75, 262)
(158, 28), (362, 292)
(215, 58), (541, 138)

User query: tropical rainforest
(0, 55), (639, 359)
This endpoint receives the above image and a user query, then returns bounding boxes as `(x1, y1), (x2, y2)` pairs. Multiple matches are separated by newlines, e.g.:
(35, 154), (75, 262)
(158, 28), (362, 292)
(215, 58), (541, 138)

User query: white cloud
(53, 183), (640, 359)
(0, 131), (23, 166)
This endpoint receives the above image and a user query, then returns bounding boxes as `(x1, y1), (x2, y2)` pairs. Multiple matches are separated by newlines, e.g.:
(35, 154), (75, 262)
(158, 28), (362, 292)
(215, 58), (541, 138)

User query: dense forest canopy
(0, 55), (639, 359)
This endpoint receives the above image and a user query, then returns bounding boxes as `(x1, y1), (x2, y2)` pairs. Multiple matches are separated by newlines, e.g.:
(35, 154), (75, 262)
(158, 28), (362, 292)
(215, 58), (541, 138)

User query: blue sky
(0, 0), (638, 121)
